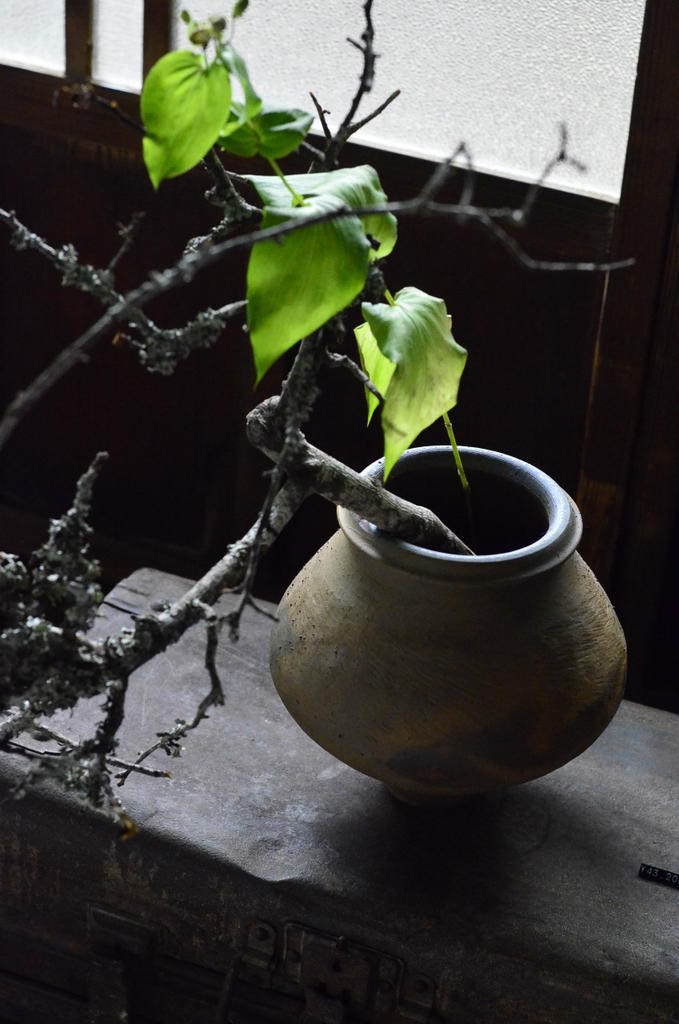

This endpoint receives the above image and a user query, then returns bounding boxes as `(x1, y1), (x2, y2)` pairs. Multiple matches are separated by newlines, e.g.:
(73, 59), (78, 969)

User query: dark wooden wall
(0, 67), (613, 574)
(1, 0), (677, 713)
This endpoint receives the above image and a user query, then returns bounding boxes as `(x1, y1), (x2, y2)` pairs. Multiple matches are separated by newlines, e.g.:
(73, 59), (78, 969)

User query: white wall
(91, 0), (143, 91)
(182, 0), (645, 201)
(0, 2), (66, 75)
(0, 1), (646, 201)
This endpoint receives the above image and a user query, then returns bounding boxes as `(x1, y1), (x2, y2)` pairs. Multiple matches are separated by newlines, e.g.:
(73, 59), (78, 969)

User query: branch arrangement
(0, 1), (633, 828)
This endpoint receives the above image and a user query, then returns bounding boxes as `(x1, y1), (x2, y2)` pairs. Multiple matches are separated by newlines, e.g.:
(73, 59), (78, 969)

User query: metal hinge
(240, 920), (436, 1024)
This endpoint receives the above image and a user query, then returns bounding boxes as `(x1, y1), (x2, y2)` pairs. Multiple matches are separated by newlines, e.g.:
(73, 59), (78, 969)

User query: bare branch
(0, 160), (634, 455)
(343, 88), (401, 140)
(11, 727), (172, 779)
(324, 0), (379, 167)
(246, 399), (474, 556)
(103, 478), (310, 682)
(107, 211), (145, 273)
(325, 349), (384, 404)
(309, 91), (332, 141)
(115, 602), (225, 785)
(54, 82), (144, 135)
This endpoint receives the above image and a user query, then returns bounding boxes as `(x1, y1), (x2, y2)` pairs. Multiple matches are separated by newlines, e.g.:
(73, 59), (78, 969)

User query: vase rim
(337, 446), (582, 583)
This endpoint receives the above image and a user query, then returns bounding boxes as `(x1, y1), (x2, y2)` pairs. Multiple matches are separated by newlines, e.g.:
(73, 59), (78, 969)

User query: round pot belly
(270, 447), (626, 804)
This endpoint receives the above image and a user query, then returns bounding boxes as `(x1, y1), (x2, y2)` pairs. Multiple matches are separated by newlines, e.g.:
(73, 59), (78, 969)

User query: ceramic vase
(269, 447), (627, 804)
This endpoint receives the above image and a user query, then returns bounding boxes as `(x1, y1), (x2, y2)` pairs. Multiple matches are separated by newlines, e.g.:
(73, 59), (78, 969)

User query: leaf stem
(443, 409), (475, 549)
(384, 288), (396, 306)
(442, 410), (470, 491)
(266, 156), (306, 207)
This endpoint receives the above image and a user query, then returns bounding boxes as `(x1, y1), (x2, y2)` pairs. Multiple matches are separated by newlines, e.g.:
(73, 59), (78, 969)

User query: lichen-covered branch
(0, 207), (246, 375)
(246, 398), (473, 555)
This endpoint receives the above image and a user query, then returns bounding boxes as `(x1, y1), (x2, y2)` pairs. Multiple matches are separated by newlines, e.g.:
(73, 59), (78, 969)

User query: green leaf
(354, 321), (395, 424)
(256, 107), (314, 159)
(232, 0), (249, 17)
(358, 287), (468, 479)
(245, 165), (397, 260)
(247, 195), (371, 382)
(218, 104), (313, 159)
(141, 51), (231, 188)
(220, 44), (261, 120)
(217, 103), (259, 156)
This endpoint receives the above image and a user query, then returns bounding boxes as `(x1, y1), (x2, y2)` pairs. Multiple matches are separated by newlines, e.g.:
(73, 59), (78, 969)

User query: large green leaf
(141, 51), (231, 189)
(247, 194), (371, 382)
(354, 321), (395, 424)
(246, 165), (397, 260)
(219, 104), (313, 159)
(357, 288), (468, 479)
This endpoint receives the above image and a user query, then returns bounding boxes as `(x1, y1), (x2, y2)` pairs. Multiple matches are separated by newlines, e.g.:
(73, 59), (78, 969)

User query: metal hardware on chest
(241, 920), (436, 1024)
(241, 919), (278, 986)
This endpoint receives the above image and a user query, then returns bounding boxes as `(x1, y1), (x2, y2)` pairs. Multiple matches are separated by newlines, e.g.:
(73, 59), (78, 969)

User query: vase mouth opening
(337, 446), (582, 582)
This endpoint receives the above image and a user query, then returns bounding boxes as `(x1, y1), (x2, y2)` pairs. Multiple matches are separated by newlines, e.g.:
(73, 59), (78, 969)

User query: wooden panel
(610, 157), (679, 710)
(143, 1), (173, 78)
(0, 65), (141, 151)
(0, 66), (616, 602)
(576, 0), (679, 585)
(65, 0), (92, 81)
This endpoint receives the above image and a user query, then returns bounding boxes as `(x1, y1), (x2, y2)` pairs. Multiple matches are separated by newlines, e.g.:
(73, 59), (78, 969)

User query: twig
(226, 331), (329, 640)
(418, 142), (476, 208)
(107, 212), (145, 273)
(343, 88), (401, 140)
(0, 174), (634, 454)
(324, 0), (378, 167)
(300, 139), (327, 162)
(116, 602), (225, 785)
(4, 739), (170, 779)
(92, 92), (144, 135)
(54, 82), (144, 135)
(0, 207), (246, 374)
(106, 757), (170, 778)
(226, 465), (286, 642)
(325, 349), (384, 403)
(309, 92), (332, 141)
(518, 123), (587, 225)
(104, 478), (311, 678)
(201, 148), (260, 222)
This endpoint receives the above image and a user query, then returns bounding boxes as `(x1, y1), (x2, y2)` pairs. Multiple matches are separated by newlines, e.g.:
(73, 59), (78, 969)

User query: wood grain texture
(611, 164), (679, 710)
(143, 0), (173, 78)
(65, 0), (93, 81)
(576, 0), (679, 584)
(0, 97), (616, 599)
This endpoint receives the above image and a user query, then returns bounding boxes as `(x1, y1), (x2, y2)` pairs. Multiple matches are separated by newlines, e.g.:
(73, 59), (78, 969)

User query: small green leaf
(247, 195), (370, 382)
(256, 107), (313, 159)
(354, 321), (395, 425)
(232, 0), (249, 17)
(358, 287), (468, 479)
(220, 44), (261, 120)
(141, 51), (231, 188)
(218, 104), (313, 160)
(245, 165), (397, 260)
(218, 104), (259, 156)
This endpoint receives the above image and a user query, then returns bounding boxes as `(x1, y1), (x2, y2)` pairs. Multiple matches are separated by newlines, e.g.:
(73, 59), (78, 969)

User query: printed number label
(639, 863), (679, 890)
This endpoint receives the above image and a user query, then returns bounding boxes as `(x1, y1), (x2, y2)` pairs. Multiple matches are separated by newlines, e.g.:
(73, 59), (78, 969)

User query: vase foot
(385, 784), (484, 808)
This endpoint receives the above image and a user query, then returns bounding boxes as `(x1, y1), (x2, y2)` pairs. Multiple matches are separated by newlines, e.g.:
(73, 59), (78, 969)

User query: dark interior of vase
(386, 463), (550, 555)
